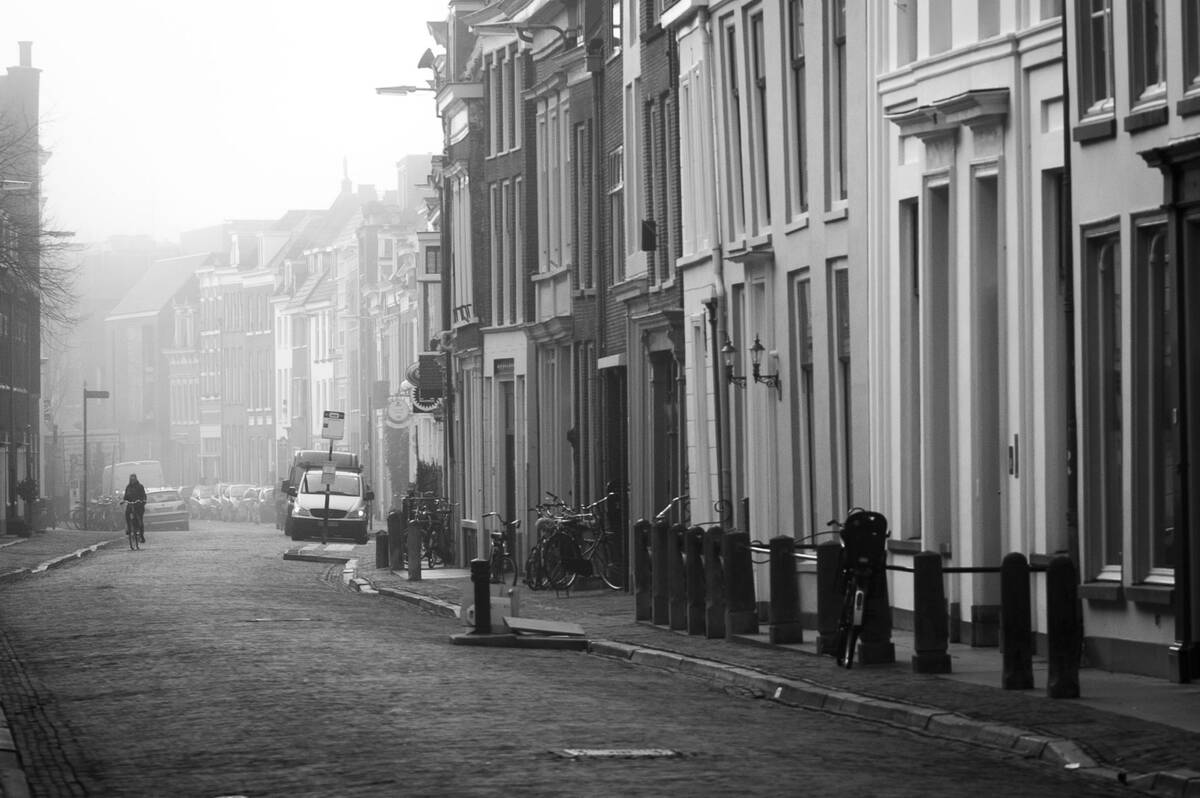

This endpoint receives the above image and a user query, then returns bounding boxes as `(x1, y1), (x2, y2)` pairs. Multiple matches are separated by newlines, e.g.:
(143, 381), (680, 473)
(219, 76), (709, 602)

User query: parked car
(220, 483), (254, 522)
(143, 487), (190, 531)
(256, 487), (275, 524)
(187, 484), (219, 519)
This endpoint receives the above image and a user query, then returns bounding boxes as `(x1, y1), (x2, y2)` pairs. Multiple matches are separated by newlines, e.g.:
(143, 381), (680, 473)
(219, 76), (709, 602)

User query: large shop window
(1081, 226), (1123, 576)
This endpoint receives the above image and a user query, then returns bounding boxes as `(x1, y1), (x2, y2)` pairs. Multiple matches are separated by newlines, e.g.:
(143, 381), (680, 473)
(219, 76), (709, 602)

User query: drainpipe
(700, 8), (732, 525)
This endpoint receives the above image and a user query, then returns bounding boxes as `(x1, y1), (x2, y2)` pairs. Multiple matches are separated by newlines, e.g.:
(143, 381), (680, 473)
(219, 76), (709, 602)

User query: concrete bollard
(1001, 551), (1034, 690)
(724, 531), (759, 637)
(1046, 555), (1081, 699)
(667, 523), (688, 631)
(816, 541), (842, 655)
(703, 526), (726, 639)
(633, 519), (652, 621)
(470, 558), (492, 634)
(685, 526), (706, 635)
(651, 520), (670, 625)
(911, 551), (951, 673)
(768, 536), (803, 644)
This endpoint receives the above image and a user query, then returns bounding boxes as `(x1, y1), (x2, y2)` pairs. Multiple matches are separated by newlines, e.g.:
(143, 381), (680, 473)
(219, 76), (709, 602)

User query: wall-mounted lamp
(721, 336), (746, 388)
(469, 22), (578, 49)
(375, 84), (436, 96)
(750, 335), (782, 394)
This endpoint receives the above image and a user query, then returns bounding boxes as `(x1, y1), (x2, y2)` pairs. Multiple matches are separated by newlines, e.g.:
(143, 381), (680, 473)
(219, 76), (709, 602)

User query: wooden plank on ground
(503, 617), (585, 637)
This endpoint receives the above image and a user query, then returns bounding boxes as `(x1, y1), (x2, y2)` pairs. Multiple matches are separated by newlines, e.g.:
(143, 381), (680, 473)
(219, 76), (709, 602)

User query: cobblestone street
(0, 524), (1149, 796)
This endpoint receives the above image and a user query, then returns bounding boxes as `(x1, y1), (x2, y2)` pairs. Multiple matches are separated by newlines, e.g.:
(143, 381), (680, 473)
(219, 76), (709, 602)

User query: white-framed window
(536, 92), (572, 274)
(490, 183), (501, 326)
(721, 14), (746, 240)
(930, 0), (952, 54)
(895, 0), (917, 66)
(1081, 223), (1122, 577)
(825, 0), (847, 205)
(1128, 0), (1165, 105)
(514, 177), (524, 322)
(790, 272), (816, 540)
(1185, 0), (1200, 90)
(788, 0), (809, 217)
(830, 261), (851, 509)
(574, 121), (593, 290)
(1133, 216), (1174, 581)
(748, 6), (771, 230)
(1077, 0), (1115, 115)
(609, 146), (626, 283)
(624, 81), (643, 266)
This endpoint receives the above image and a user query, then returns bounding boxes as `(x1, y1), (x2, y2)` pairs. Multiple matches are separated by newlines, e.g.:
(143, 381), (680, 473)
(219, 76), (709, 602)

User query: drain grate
(555, 749), (683, 760)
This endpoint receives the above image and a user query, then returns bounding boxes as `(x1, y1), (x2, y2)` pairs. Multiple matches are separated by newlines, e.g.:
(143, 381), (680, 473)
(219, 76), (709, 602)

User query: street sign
(321, 462), (337, 485)
(321, 410), (345, 440)
(84, 390), (110, 399)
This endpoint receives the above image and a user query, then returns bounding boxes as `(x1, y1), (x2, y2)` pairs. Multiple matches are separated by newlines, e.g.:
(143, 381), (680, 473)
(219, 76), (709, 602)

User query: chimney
(18, 41), (32, 68)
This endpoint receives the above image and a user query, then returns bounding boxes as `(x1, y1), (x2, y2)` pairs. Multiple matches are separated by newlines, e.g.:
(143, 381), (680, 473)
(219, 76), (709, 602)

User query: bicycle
(122, 498), (146, 550)
(408, 495), (453, 568)
(482, 511), (519, 586)
(536, 493), (622, 591)
(831, 508), (889, 669)
(523, 516), (560, 591)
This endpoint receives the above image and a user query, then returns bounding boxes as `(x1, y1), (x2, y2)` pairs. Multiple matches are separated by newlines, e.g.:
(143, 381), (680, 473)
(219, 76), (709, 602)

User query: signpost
(319, 411), (344, 544)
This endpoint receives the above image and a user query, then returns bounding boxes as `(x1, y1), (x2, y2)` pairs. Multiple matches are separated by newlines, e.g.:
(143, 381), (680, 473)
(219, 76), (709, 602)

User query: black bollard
(816, 541), (842, 655)
(768, 536), (803, 644)
(1046, 555), (1081, 698)
(724, 531), (759, 637)
(375, 528), (389, 569)
(911, 551), (952, 673)
(633, 519), (652, 621)
(703, 526), (726, 639)
(387, 508), (405, 571)
(470, 558), (492, 634)
(651, 520), (669, 625)
(685, 527), (706, 635)
(1000, 552), (1034, 689)
(667, 524), (688, 631)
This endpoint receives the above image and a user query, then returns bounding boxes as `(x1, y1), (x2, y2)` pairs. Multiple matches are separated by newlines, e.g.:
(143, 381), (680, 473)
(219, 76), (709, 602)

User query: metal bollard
(633, 519), (652, 621)
(816, 541), (842, 655)
(1001, 552), (1034, 690)
(667, 523), (687, 631)
(768, 536), (803, 644)
(911, 551), (951, 673)
(470, 559), (492, 634)
(724, 531), (759, 637)
(685, 526), (706, 635)
(703, 526), (726, 639)
(651, 520), (670, 625)
(1046, 555), (1081, 698)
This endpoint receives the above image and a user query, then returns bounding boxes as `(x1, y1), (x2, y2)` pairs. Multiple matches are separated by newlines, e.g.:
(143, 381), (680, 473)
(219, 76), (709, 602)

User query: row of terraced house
(411, 0), (1200, 684)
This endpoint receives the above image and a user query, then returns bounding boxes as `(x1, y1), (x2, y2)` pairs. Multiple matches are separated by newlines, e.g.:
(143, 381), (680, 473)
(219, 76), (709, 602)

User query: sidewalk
(350, 553), (1200, 798)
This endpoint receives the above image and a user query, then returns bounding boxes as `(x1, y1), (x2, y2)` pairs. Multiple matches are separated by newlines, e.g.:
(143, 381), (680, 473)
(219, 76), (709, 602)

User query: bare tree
(0, 111), (80, 331)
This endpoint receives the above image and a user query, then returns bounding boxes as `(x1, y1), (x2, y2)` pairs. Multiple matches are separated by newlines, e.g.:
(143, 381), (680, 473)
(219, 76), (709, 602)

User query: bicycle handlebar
(654, 495), (687, 522)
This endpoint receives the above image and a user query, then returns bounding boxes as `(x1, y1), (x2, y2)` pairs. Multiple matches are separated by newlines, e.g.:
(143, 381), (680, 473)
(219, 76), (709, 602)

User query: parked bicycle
(482, 511), (519, 586)
(122, 498), (146, 550)
(526, 492), (622, 591)
(830, 508), (889, 669)
(407, 495), (453, 568)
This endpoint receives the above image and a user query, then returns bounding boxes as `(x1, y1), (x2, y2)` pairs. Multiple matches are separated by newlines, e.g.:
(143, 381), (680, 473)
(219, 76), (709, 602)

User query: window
(425, 246), (441, 275)
(490, 183), (501, 326)
(789, 0), (809, 215)
(513, 178), (524, 322)
(747, 10), (770, 230)
(831, 263), (851, 508)
(791, 274), (816, 539)
(1134, 220), (1174, 577)
(826, 0), (847, 204)
(929, 0), (952, 54)
(1185, 0), (1200, 90)
(979, 0), (1000, 38)
(1129, 0), (1164, 104)
(722, 16), (746, 239)
(1077, 0), (1114, 114)
(608, 147), (625, 283)
(1081, 227), (1122, 574)
(611, 0), (623, 55)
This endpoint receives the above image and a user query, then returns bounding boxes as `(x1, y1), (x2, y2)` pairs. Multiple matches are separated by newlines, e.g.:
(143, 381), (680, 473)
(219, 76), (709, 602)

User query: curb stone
(0, 706), (30, 798)
(0, 540), (119, 583)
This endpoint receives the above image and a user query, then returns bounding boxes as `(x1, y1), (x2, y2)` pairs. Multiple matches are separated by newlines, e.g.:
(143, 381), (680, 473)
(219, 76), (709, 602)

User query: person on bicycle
(123, 473), (147, 542)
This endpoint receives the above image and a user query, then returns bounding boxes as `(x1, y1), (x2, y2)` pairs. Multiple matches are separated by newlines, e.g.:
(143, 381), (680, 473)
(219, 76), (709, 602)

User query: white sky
(8, 0), (448, 244)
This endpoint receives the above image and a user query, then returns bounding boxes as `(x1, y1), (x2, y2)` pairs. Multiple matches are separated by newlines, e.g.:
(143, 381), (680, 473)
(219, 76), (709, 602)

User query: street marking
(557, 749), (683, 759)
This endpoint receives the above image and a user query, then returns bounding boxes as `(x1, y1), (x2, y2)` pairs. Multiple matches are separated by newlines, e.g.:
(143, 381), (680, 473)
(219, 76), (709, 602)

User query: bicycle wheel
(591, 539), (623, 590)
(497, 555), (518, 587)
(127, 523), (139, 551)
(524, 548), (547, 590)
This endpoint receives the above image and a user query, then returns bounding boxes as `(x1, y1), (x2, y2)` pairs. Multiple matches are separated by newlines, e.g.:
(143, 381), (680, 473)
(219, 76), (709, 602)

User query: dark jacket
(124, 481), (147, 503)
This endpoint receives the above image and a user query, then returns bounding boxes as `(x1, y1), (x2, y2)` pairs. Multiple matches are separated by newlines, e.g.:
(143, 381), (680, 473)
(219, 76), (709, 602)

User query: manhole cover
(555, 749), (682, 760)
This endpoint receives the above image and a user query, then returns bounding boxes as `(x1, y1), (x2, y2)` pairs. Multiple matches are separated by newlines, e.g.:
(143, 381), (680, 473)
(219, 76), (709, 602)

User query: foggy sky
(9, 0), (447, 244)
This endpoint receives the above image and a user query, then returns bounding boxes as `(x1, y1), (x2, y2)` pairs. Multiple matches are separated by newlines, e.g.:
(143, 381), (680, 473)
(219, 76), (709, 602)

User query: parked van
(101, 460), (166, 498)
(281, 450), (361, 539)
(286, 466), (373, 544)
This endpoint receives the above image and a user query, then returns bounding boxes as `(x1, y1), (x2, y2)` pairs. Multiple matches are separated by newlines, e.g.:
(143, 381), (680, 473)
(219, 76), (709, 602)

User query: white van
(287, 467), (374, 545)
(102, 460), (166, 498)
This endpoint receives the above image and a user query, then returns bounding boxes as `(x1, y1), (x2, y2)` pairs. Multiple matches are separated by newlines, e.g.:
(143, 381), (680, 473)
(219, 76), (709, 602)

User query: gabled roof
(105, 252), (215, 322)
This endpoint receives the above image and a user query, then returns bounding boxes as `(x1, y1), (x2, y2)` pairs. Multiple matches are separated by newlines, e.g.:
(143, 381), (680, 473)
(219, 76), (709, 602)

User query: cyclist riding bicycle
(123, 473), (147, 543)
